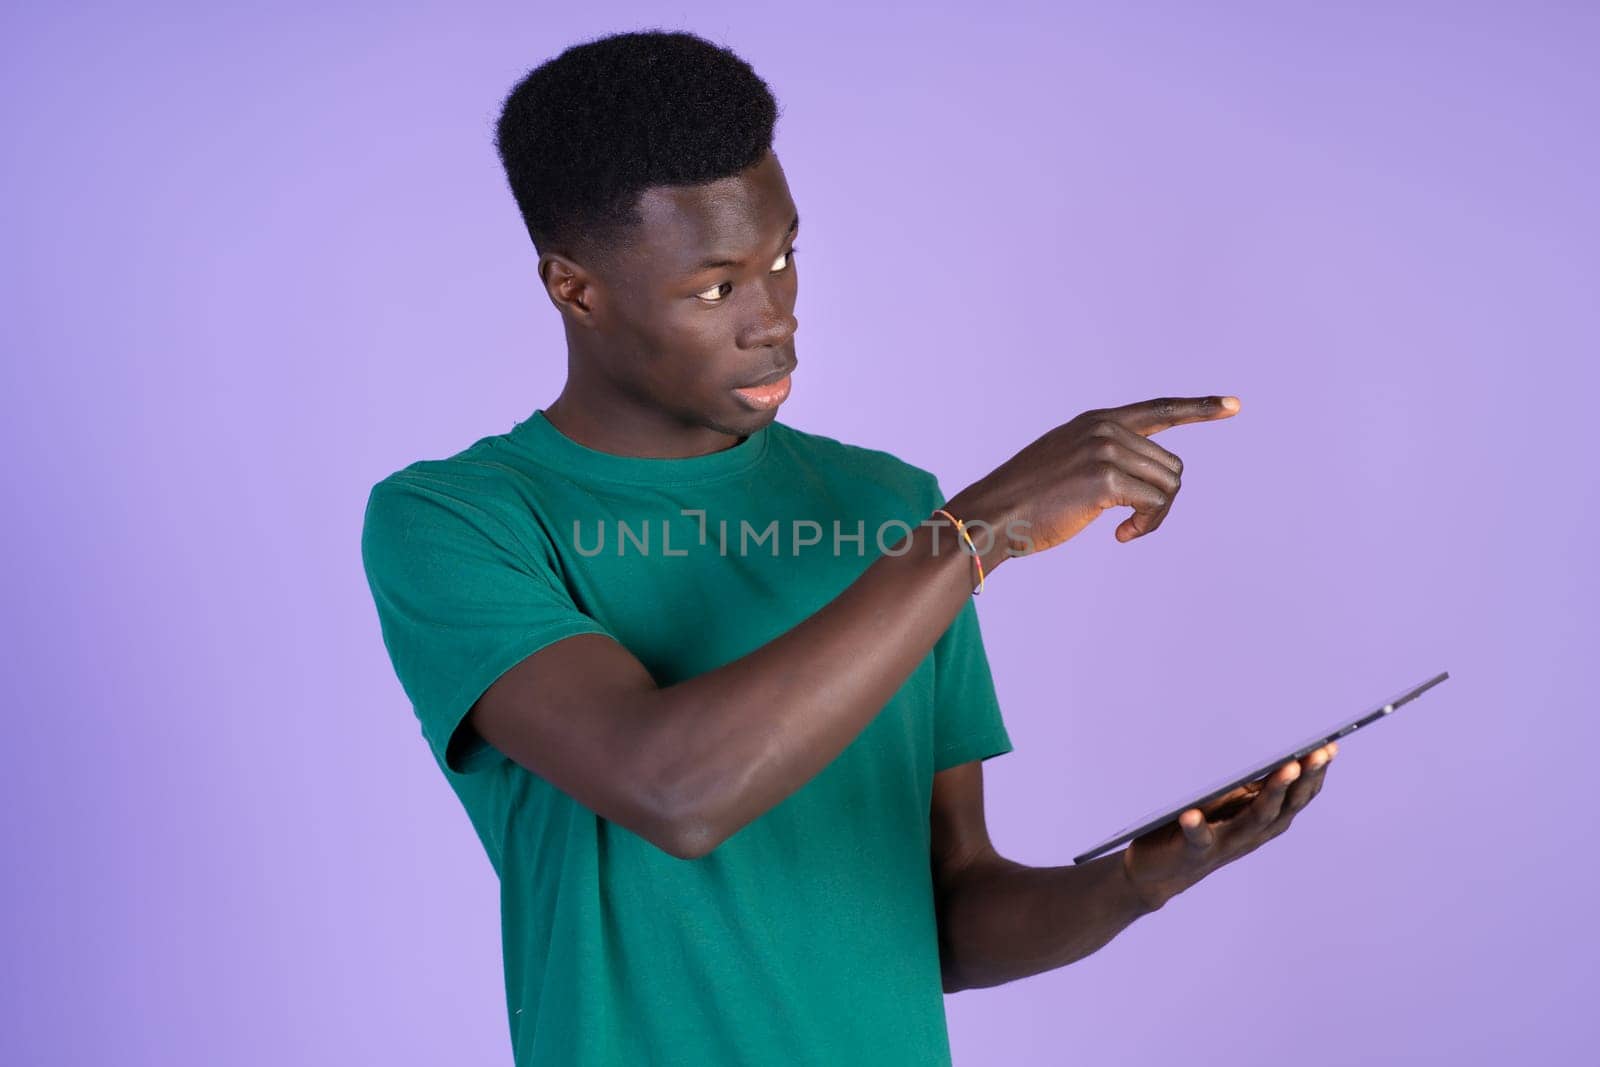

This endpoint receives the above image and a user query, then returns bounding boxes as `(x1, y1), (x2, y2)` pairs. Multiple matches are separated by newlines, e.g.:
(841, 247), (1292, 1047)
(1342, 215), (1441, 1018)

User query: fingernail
(1220, 396), (1240, 412)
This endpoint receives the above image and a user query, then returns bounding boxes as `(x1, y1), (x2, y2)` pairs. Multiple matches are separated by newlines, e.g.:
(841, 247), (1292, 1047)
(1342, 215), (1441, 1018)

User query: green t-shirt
(360, 407), (1013, 1066)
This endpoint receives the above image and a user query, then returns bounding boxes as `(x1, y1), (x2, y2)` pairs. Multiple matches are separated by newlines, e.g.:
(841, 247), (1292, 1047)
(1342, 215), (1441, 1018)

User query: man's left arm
(931, 742), (1339, 993)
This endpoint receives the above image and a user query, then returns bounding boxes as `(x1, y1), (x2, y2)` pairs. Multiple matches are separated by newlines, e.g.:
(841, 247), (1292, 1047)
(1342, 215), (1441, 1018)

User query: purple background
(4, 3), (1595, 1064)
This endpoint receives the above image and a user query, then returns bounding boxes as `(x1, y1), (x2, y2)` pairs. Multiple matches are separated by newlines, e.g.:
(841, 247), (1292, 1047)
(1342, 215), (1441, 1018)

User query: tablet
(1071, 670), (1451, 865)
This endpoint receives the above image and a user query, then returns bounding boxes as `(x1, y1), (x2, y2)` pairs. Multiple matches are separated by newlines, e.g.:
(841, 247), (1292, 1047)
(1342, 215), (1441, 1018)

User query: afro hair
(494, 30), (781, 266)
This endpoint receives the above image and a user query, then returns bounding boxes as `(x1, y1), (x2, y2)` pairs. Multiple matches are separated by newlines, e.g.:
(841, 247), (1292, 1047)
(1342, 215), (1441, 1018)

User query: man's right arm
(468, 395), (1238, 860)
(469, 506), (994, 860)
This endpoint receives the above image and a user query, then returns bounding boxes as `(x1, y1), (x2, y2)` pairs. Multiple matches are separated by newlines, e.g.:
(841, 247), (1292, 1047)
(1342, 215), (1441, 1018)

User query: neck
(543, 365), (747, 460)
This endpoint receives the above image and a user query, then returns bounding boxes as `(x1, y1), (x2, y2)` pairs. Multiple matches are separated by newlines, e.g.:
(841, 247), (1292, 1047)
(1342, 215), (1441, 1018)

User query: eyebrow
(690, 213), (800, 272)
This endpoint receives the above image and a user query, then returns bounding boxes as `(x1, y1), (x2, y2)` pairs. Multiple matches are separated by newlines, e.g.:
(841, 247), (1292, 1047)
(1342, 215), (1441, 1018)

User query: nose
(740, 313), (797, 352)
(738, 286), (798, 350)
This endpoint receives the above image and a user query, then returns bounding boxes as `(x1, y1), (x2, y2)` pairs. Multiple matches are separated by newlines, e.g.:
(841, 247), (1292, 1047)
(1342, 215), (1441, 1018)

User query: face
(540, 149), (801, 438)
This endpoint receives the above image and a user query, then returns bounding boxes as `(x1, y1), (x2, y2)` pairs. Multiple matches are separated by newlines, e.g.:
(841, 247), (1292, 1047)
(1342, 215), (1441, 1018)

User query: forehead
(628, 151), (796, 272)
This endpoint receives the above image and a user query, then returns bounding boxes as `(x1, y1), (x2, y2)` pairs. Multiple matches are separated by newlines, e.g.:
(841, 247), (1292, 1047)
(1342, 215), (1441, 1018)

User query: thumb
(1178, 809), (1215, 852)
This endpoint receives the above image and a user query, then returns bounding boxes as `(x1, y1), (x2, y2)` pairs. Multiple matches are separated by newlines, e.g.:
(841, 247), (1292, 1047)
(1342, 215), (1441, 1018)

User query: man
(360, 29), (1337, 1066)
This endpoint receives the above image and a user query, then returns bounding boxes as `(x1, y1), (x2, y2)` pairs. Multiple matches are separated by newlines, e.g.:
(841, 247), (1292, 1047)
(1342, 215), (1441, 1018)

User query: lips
(731, 368), (794, 410)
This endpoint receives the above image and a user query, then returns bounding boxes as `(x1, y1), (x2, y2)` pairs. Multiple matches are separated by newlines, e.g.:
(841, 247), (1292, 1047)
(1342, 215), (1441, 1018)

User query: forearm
(936, 851), (1161, 992)
(648, 498), (1012, 857)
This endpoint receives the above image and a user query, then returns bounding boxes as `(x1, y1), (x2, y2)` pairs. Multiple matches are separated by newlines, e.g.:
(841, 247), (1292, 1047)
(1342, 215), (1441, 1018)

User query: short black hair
(494, 30), (781, 266)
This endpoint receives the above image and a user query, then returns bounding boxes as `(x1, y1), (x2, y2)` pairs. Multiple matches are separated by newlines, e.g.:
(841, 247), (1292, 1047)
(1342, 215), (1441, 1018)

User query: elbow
(658, 817), (723, 861)
(627, 702), (731, 860)
(636, 773), (726, 861)
(647, 793), (724, 859)
(585, 799), (718, 863)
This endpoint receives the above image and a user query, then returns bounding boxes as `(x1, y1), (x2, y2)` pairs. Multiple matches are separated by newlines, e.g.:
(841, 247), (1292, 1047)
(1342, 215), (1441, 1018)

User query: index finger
(1107, 395), (1240, 436)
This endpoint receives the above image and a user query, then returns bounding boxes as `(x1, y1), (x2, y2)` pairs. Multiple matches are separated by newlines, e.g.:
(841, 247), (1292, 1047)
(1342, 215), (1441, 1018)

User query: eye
(693, 246), (799, 304)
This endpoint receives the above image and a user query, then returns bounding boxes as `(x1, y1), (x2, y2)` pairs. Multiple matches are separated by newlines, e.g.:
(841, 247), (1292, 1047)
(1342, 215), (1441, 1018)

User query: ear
(537, 252), (600, 326)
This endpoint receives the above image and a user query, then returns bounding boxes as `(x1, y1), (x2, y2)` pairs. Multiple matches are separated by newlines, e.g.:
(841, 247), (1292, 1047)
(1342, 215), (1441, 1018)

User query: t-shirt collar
(508, 408), (773, 486)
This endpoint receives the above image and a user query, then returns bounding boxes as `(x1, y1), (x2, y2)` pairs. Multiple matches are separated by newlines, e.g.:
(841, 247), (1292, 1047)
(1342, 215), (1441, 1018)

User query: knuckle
(1075, 408), (1106, 429)
(1093, 439), (1120, 462)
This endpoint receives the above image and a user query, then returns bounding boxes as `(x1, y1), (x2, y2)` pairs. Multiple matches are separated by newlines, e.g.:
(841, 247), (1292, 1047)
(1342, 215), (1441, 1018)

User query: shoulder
(362, 433), (536, 559)
(767, 420), (944, 511)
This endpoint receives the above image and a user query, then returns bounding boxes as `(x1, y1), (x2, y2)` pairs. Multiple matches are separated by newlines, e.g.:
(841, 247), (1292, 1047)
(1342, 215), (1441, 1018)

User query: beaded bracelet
(932, 507), (986, 595)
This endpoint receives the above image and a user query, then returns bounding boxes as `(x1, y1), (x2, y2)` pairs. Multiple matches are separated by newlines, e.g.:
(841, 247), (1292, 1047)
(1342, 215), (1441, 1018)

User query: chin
(704, 405), (778, 440)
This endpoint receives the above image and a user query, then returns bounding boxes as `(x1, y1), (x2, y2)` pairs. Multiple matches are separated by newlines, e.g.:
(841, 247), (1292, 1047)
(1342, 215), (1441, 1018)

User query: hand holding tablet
(1074, 672), (1451, 908)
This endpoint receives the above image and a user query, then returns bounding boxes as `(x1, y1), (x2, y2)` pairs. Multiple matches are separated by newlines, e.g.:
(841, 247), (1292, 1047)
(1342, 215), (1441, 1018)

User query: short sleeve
(924, 475), (1015, 772)
(360, 474), (615, 776)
